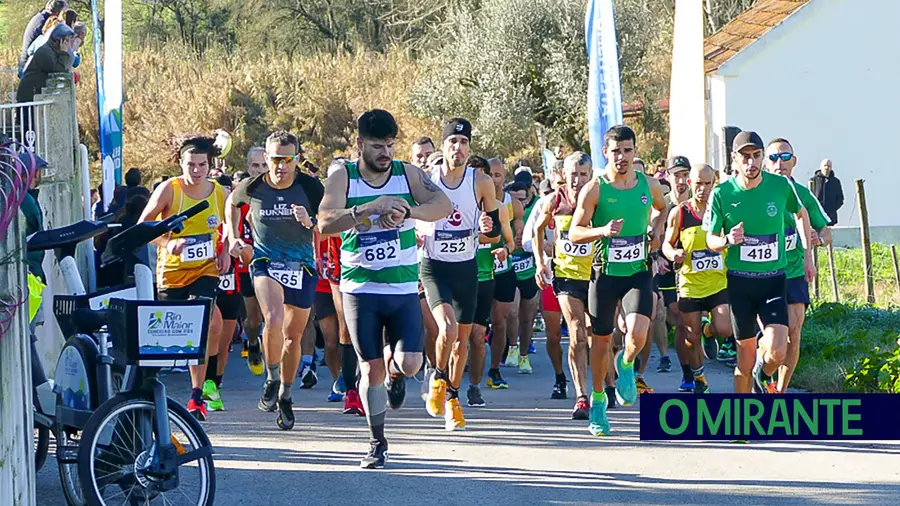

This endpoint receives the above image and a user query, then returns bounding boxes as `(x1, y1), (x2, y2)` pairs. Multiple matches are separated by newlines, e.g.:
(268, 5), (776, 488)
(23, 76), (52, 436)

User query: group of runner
(138, 111), (832, 468)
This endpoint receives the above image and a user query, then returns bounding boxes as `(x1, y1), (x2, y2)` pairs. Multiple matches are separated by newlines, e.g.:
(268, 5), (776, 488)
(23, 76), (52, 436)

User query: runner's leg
(559, 294), (588, 399)
(517, 292), (539, 369)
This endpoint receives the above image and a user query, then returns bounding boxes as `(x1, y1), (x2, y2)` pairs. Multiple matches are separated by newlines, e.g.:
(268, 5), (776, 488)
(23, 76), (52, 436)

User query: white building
(704, 0), (900, 236)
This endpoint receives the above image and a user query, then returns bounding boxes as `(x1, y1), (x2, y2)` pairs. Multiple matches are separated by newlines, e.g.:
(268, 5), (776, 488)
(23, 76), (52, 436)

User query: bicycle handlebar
(101, 201), (211, 266)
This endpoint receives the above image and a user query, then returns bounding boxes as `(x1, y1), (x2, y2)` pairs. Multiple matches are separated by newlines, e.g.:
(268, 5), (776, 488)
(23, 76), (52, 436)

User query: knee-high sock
(359, 372), (387, 442)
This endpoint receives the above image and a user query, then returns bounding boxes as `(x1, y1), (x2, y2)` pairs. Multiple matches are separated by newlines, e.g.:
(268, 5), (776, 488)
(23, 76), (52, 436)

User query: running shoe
(247, 348), (264, 376)
(528, 342), (536, 354)
(444, 398), (466, 431)
(656, 356), (672, 373)
(614, 351), (637, 407)
(385, 373), (406, 410)
(327, 391), (343, 402)
(343, 389), (366, 416)
(534, 318), (544, 333)
(702, 336), (718, 362)
(605, 386), (617, 409)
(635, 376), (654, 395)
(360, 440), (388, 469)
(421, 365), (435, 400)
(572, 396), (589, 420)
(588, 395), (610, 437)
(486, 369), (508, 389)
(504, 346), (520, 367)
(701, 316), (712, 337)
(187, 399), (207, 421)
(202, 380), (224, 411)
(300, 364), (318, 389)
(753, 362), (778, 394)
(258, 380), (280, 412)
(717, 340), (734, 362)
(333, 376), (347, 396)
(466, 385), (485, 407)
(517, 355), (533, 374)
(561, 325), (569, 337)
(725, 355), (737, 368)
(276, 397), (295, 430)
(679, 379), (695, 392)
(241, 341), (249, 359)
(426, 378), (448, 417)
(551, 377), (568, 400)
(693, 381), (711, 394)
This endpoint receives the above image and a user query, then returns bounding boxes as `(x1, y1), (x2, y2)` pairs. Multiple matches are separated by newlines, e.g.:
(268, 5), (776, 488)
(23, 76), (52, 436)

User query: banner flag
(585, 0), (623, 169)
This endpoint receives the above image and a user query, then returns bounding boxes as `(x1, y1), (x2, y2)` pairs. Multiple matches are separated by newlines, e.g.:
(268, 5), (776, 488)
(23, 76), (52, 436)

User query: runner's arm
(705, 190), (729, 253)
(500, 203), (515, 252)
(405, 163), (452, 222)
(661, 205), (682, 262)
(532, 196), (554, 269)
(216, 187), (232, 275)
(647, 177), (667, 248)
(569, 179), (603, 244)
(512, 198), (525, 250)
(317, 168), (352, 235)
(137, 180), (173, 248)
(475, 171), (501, 237)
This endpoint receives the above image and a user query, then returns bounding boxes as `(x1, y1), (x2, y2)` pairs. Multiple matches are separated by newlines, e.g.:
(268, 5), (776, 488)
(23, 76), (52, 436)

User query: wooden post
(856, 179), (875, 304)
(828, 243), (839, 303)
(891, 245), (900, 299)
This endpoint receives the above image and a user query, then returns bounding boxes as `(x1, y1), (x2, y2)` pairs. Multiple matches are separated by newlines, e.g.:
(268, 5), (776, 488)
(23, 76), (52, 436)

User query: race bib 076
(608, 236), (645, 263)
(435, 230), (473, 255)
(690, 249), (723, 272)
(180, 234), (214, 262)
(740, 234), (778, 263)
(357, 229), (400, 269)
(558, 231), (591, 257)
(268, 262), (304, 289)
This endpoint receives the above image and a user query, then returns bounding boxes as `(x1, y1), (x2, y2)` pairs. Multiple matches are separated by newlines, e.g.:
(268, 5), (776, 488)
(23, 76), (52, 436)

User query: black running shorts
(552, 277), (589, 306)
(157, 276), (218, 302)
(517, 275), (539, 300)
(474, 279), (495, 327)
(315, 291), (337, 319)
(493, 269), (518, 304)
(215, 292), (242, 321)
(678, 288), (729, 314)
(250, 259), (317, 310)
(239, 272), (255, 298)
(342, 292), (424, 361)
(727, 273), (789, 340)
(588, 270), (654, 336)
(786, 276), (810, 307)
(420, 257), (478, 325)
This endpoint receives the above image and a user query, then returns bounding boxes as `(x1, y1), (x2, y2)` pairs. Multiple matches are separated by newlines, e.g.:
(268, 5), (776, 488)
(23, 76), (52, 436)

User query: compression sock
(692, 365), (706, 385)
(205, 355), (218, 382)
(278, 382), (293, 400)
(267, 363), (281, 383)
(340, 344), (358, 390)
(359, 372), (388, 441)
(369, 411), (387, 444)
(682, 364), (693, 383)
(591, 390), (607, 405)
(191, 388), (203, 404)
(215, 374), (223, 388)
(447, 385), (459, 400)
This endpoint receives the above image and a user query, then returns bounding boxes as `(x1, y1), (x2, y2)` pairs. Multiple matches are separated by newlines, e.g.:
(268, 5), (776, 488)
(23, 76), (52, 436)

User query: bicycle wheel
(77, 392), (216, 506)
(34, 423), (50, 472)
(58, 425), (86, 506)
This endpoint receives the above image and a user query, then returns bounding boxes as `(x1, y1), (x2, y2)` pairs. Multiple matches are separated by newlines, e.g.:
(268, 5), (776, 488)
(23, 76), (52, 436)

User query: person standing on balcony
(16, 23), (75, 104)
(18, 0), (68, 77)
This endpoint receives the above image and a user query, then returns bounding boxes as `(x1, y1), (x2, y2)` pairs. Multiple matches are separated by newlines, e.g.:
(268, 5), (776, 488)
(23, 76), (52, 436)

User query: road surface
(36, 336), (900, 505)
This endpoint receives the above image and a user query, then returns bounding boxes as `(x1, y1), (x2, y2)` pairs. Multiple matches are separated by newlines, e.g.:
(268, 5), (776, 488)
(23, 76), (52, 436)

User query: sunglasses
(768, 152), (793, 162)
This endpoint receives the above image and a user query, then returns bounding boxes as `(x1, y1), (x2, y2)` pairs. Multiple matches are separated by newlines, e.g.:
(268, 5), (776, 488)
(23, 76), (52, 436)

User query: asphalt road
(36, 336), (900, 505)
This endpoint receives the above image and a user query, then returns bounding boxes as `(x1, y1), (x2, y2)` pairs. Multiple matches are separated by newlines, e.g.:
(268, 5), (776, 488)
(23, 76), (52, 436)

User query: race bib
(558, 231), (591, 257)
(785, 227), (798, 252)
(180, 234), (214, 262)
(494, 255), (509, 272)
(218, 272), (236, 292)
(512, 254), (534, 273)
(690, 249), (723, 272)
(608, 236), (645, 263)
(358, 229), (400, 269)
(269, 262), (304, 289)
(740, 234), (778, 263)
(478, 241), (492, 250)
(435, 230), (473, 255)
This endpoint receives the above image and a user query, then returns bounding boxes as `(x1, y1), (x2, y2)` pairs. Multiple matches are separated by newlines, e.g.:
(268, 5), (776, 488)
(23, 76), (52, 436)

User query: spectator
(124, 167), (151, 203)
(17, 0), (67, 76)
(26, 13), (85, 72)
(17, 24), (75, 104)
(810, 158), (843, 225)
(20, 153), (49, 283)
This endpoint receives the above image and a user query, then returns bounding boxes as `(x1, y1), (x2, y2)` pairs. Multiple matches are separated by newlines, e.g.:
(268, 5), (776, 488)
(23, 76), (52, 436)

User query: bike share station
(25, 201), (217, 505)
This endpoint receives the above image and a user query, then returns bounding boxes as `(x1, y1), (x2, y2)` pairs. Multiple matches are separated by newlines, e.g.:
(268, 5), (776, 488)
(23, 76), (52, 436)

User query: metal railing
(0, 100), (53, 165)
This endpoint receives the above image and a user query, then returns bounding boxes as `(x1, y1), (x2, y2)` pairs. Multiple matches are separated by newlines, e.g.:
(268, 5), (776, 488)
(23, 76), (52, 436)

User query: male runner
(704, 131), (815, 394)
(234, 147), (266, 375)
(764, 138), (832, 392)
(662, 164), (732, 394)
(421, 117), (500, 431)
(316, 231), (344, 402)
(318, 109), (451, 468)
(570, 125), (667, 436)
(507, 170), (541, 372)
(484, 158), (523, 390)
(228, 131), (324, 430)
(534, 152), (594, 418)
(139, 134), (229, 421)
(411, 137), (436, 169)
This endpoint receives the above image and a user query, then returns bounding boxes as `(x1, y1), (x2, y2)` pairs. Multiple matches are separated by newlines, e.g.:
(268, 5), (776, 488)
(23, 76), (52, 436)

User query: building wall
(714, 0), (900, 227)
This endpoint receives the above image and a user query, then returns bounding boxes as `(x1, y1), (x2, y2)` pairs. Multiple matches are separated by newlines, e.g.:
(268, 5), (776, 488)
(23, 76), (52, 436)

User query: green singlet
(784, 179), (829, 280)
(591, 171), (653, 277)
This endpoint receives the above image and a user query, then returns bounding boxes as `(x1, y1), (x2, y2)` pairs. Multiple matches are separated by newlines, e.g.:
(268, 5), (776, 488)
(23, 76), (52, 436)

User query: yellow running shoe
(247, 348), (264, 376)
(444, 398), (466, 431)
(426, 378), (448, 417)
(635, 376), (654, 395)
(241, 348), (249, 359)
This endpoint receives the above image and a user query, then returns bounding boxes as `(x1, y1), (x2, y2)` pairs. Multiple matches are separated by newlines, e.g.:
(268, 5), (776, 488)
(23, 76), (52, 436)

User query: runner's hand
(368, 196), (410, 216)
(535, 264), (551, 290)
(673, 248), (686, 264)
(656, 255), (671, 275)
(493, 246), (509, 263)
(216, 249), (231, 275)
(167, 238), (187, 255)
(291, 204), (314, 228)
(230, 240), (253, 264)
(379, 208), (406, 229)
(600, 219), (623, 238)
(804, 254), (817, 283)
(727, 222), (744, 245)
(479, 213), (493, 234)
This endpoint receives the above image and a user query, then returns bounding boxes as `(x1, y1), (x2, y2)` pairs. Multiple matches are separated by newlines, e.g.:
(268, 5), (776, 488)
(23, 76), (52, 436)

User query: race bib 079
(435, 230), (473, 255)
(608, 236), (645, 263)
(690, 249), (723, 272)
(558, 231), (591, 257)
(740, 234), (778, 263)
(180, 234), (214, 262)
(357, 229), (400, 269)
(268, 262), (304, 289)
(785, 227), (798, 252)
(218, 272), (235, 292)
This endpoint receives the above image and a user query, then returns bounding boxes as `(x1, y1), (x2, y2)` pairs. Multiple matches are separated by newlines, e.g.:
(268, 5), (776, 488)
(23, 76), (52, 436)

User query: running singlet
(341, 161), (419, 295)
(676, 201), (727, 299)
(591, 171), (652, 277)
(552, 189), (593, 281)
(421, 167), (478, 263)
(511, 195), (538, 280)
(705, 171), (802, 276)
(157, 178), (225, 289)
(491, 193), (514, 275)
(476, 240), (495, 282)
(325, 236), (341, 284)
(231, 170), (324, 269)
(784, 179), (830, 280)
(316, 236), (331, 293)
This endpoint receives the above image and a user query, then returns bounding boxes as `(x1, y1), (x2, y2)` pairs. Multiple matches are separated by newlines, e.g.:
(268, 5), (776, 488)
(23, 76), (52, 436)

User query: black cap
(19, 152), (48, 169)
(442, 118), (472, 142)
(732, 131), (764, 152)
(666, 155), (691, 173)
(513, 170), (533, 187)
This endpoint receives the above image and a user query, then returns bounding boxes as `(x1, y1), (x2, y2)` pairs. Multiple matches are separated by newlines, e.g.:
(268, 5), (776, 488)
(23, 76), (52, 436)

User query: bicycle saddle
(72, 308), (109, 334)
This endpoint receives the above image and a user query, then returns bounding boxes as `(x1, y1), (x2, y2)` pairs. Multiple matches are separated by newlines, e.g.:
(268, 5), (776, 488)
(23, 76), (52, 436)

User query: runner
(316, 230), (343, 402)
(484, 158), (523, 390)
(764, 138), (832, 393)
(234, 147), (266, 375)
(533, 152), (594, 418)
(228, 130), (324, 430)
(662, 163), (732, 394)
(318, 109), (452, 468)
(417, 150), (442, 396)
(411, 136), (436, 169)
(419, 117), (500, 431)
(138, 133), (229, 421)
(507, 170), (541, 373)
(704, 130), (815, 394)
(569, 125), (667, 436)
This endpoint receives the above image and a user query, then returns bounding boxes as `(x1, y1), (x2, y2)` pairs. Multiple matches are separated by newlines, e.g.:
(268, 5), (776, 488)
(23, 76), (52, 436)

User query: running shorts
(250, 259), (317, 310)
(315, 290), (337, 319)
(727, 273), (788, 340)
(553, 277), (589, 306)
(656, 271), (677, 307)
(517, 275), (539, 300)
(215, 292), (242, 321)
(540, 285), (561, 313)
(343, 292), (424, 361)
(239, 272), (255, 298)
(786, 276), (810, 307)
(588, 270), (654, 336)
(420, 257), (478, 325)
(157, 276), (218, 303)
(493, 269), (518, 304)
(678, 288), (729, 314)
(474, 279), (495, 327)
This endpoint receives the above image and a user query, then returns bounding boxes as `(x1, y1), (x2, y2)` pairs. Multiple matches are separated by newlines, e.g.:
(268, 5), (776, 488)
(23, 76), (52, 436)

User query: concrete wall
(832, 226), (900, 249)
(712, 0), (900, 227)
